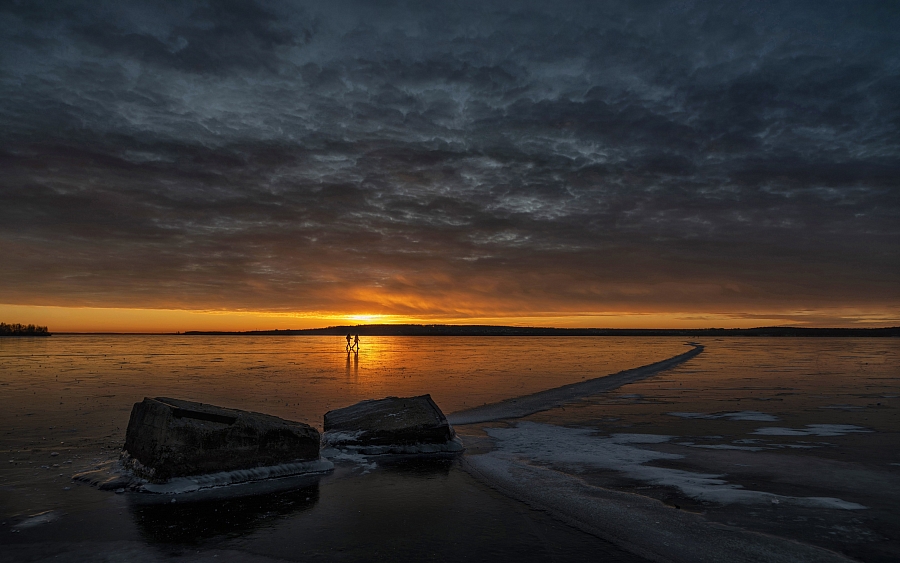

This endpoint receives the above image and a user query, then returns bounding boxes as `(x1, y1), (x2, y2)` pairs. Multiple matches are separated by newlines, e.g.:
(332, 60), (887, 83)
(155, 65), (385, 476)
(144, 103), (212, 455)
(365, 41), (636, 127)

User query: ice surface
(608, 433), (673, 444)
(321, 435), (465, 456)
(752, 424), (872, 437)
(482, 422), (865, 509)
(678, 443), (767, 451)
(668, 411), (779, 422)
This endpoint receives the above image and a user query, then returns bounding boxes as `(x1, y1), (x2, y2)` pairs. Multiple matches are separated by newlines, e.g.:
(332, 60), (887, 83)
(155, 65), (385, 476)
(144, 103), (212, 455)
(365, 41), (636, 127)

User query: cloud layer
(2, 0), (898, 322)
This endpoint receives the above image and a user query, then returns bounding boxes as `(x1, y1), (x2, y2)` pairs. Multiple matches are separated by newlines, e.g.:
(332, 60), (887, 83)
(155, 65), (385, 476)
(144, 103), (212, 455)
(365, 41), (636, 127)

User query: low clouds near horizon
(2, 0), (898, 325)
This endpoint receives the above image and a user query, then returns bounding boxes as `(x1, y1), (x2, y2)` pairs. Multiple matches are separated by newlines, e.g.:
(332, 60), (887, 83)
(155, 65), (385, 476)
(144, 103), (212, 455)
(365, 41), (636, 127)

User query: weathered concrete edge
(447, 343), (704, 425)
(74, 457), (335, 494)
(141, 458), (335, 494)
(460, 455), (855, 563)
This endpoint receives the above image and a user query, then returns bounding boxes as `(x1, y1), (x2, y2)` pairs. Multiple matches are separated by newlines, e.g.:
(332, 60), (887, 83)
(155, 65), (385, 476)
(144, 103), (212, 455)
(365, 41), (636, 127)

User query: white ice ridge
(141, 458), (334, 494)
(447, 344), (703, 425)
(753, 424), (872, 437)
(321, 430), (365, 446)
(482, 422), (865, 510)
(668, 411), (779, 422)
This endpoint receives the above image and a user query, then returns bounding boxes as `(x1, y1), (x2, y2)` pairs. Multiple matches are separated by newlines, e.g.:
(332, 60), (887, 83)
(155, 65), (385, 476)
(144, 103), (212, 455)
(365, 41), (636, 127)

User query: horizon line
(38, 323), (900, 336)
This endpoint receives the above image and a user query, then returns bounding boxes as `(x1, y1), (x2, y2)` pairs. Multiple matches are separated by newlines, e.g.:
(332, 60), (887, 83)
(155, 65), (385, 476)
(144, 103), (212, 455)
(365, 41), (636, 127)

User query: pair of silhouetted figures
(345, 333), (359, 352)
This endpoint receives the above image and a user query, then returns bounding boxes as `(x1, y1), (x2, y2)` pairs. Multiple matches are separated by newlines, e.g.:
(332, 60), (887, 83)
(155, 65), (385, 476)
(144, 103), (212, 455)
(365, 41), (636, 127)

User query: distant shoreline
(0, 322), (51, 337)
(176, 325), (900, 337)
(0, 333), (52, 337)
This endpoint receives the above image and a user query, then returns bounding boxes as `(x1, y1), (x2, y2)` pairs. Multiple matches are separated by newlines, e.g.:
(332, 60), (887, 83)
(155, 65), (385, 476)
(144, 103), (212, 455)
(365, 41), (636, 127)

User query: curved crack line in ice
(448, 344), (703, 425)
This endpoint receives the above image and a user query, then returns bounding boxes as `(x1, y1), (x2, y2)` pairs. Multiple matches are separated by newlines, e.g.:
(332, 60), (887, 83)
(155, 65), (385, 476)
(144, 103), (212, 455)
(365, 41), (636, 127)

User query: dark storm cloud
(1, 0), (898, 318)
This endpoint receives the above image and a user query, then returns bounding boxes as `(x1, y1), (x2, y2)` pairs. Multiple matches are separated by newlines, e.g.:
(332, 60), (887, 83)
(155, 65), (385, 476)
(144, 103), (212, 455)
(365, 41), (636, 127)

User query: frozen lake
(1, 336), (898, 562)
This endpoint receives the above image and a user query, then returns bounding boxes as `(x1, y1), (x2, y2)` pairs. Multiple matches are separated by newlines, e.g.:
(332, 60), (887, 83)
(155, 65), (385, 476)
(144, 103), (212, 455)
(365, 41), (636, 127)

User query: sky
(1, 0), (898, 331)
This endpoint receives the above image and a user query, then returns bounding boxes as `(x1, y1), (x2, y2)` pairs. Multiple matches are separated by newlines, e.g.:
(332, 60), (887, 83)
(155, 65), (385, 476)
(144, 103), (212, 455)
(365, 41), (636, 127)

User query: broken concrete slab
(122, 397), (323, 483)
(323, 395), (463, 454)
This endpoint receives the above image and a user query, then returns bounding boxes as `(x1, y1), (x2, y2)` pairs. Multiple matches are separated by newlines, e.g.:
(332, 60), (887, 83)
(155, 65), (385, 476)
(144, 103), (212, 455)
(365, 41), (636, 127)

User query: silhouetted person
(346, 333), (352, 351)
(353, 334), (360, 351)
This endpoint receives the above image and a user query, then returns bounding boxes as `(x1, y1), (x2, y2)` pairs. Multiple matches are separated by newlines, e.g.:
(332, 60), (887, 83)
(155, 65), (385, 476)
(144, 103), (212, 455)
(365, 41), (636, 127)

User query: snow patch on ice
(668, 411), (779, 422)
(482, 422), (865, 509)
(676, 438), (824, 452)
(753, 424), (872, 437)
(793, 497), (868, 510)
(14, 511), (58, 529)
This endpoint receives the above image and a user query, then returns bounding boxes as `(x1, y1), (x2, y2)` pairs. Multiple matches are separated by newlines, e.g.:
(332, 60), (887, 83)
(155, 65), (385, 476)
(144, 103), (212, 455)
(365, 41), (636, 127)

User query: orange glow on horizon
(0, 303), (896, 333)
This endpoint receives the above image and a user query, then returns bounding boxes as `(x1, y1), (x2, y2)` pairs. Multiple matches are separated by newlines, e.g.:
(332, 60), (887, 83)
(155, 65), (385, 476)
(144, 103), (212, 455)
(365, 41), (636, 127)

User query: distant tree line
(0, 322), (51, 336)
(183, 324), (900, 337)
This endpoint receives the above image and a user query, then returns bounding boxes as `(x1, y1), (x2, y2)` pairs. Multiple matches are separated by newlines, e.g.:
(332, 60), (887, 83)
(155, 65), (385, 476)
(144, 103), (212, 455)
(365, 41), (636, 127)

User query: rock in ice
(323, 395), (462, 454)
(123, 397), (322, 483)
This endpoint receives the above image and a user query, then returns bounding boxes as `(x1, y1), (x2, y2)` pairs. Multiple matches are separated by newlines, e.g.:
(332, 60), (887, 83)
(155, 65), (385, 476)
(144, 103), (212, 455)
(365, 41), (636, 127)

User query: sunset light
(2, 303), (895, 333)
(1, 3), (898, 561)
(345, 314), (393, 324)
